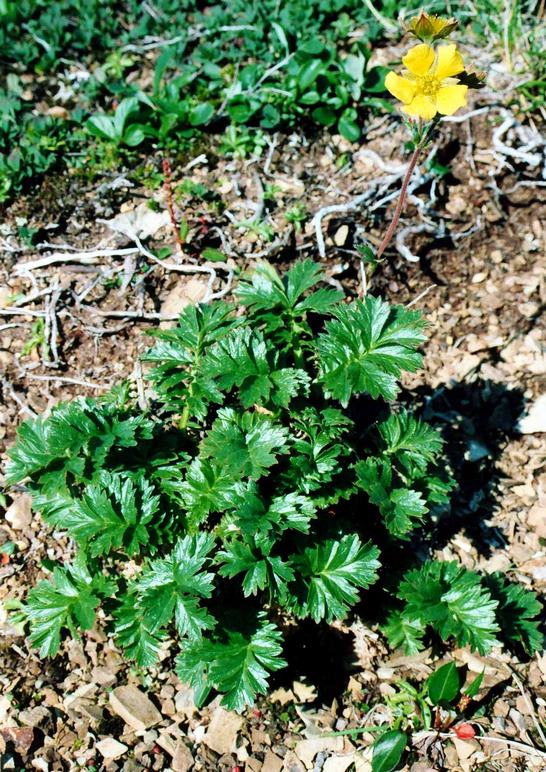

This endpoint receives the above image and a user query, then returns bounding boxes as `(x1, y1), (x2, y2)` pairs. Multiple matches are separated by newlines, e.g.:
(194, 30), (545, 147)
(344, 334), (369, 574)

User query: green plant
(85, 97), (152, 150)
(6, 261), (542, 712)
(21, 319), (46, 358)
(0, 82), (74, 201)
(369, 659), (487, 771)
(218, 125), (267, 159)
(285, 203), (308, 232)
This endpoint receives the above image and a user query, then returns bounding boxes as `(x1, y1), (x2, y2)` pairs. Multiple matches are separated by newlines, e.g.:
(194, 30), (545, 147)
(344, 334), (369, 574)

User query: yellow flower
(385, 43), (468, 120)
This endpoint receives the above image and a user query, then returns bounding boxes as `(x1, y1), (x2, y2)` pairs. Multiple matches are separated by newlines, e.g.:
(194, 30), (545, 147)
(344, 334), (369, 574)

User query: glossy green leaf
(372, 730), (406, 772)
(464, 669), (484, 698)
(427, 661), (461, 705)
(298, 60), (323, 90)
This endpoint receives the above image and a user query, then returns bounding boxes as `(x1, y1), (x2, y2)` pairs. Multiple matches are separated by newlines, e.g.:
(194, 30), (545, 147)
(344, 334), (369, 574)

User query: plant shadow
(405, 377), (526, 558)
(270, 620), (357, 706)
(276, 378), (527, 703)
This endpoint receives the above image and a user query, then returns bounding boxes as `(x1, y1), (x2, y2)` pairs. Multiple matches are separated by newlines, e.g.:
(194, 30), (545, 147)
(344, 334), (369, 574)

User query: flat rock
(262, 750), (283, 772)
(323, 754), (357, 772)
(18, 706), (51, 729)
(0, 726), (35, 755)
(294, 736), (343, 767)
(527, 501), (546, 538)
(281, 750), (305, 771)
(96, 737), (129, 760)
(109, 685), (161, 731)
(174, 685), (197, 719)
(0, 695), (10, 722)
(202, 707), (243, 755)
(171, 741), (194, 772)
(160, 277), (207, 321)
(5, 494), (32, 530)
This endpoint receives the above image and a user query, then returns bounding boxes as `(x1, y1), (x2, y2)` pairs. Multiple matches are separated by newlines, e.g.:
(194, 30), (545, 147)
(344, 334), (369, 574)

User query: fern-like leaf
(200, 408), (289, 480)
(179, 458), (235, 529)
(113, 593), (166, 667)
(202, 326), (309, 408)
(394, 561), (499, 654)
(315, 297), (426, 405)
(384, 610), (426, 655)
(290, 534), (380, 622)
(6, 397), (153, 485)
(376, 410), (444, 475)
(44, 471), (160, 557)
(355, 458), (427, 538)
(24, 555), (114, 657)
(483, 573), (543, 655)
(135, 533), (216, 641)
(143, 302), (236, 417)
(177, 613), (286, 711)
(283, 408), (353, 496)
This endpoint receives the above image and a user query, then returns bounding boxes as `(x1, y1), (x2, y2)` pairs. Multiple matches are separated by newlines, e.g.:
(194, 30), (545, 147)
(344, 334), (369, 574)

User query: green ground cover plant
(7, 260), (542, 711)
(1, 0), (543, 200)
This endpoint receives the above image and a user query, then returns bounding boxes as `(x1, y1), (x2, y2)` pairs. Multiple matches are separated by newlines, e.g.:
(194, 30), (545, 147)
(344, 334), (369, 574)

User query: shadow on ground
(411, 377), (526, 558)
(277, 378), (526, 701)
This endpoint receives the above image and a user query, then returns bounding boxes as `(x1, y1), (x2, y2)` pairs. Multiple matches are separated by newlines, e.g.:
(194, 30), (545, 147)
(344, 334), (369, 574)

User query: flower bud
(407, 11), (458, 43)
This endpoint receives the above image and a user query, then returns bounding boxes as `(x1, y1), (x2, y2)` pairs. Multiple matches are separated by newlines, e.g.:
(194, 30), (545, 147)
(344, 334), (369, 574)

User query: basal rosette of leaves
(6, 261), (543, 711)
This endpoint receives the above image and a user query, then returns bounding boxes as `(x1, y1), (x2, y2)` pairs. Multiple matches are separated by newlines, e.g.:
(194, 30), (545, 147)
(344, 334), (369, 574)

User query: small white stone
(519, 394), (546, 434)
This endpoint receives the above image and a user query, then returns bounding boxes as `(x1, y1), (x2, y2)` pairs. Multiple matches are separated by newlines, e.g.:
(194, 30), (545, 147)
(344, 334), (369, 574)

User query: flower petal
(436, 84), (468, 115)
(434, 44), (464, 79)
(402, 43), (435, 77)
(402, 94), (437, 120)
(385, 72), (417, 104)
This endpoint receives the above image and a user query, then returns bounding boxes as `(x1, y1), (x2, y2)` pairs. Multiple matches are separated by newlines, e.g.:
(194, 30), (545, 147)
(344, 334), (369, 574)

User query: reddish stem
(162, 158), (184, 256)
(375, 143), (422, 261)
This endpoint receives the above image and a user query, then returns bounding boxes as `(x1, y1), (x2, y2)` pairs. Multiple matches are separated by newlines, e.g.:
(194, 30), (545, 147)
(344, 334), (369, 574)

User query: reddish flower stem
(162, 157), (184, 256)
(375, 142), (422, 261)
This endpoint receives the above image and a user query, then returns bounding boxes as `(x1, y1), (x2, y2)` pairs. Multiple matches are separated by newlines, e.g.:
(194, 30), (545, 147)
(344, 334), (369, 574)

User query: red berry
(454, 723), (476, 739)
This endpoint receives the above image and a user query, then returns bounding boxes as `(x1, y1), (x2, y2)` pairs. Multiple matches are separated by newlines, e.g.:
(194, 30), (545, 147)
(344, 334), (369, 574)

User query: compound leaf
(6, 397), (153, 485)
(395, 561), (499, 654)
(383, 610), (425, 655)
(136, 533), (216, 641)
(179, 458), (234, 529)
(143, 302), (235, 417)
(48, 471), (160, 557)
(177, 614), (286, 711)
(355, 458), (427, 537)
(113, 593), (166, 667)
(483, 573), (543, 655)
(291, 534), (380, 622)
(376, 410), (444, 475)
(316, 297), (426, 405)
(200, 408), (288, 480)
(25, 555), (113, 657)
(202, 326), (308, 408)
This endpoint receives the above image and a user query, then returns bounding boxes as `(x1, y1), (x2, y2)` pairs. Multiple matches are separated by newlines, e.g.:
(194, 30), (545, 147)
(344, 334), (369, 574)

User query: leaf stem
(179, 404), (190, 430)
